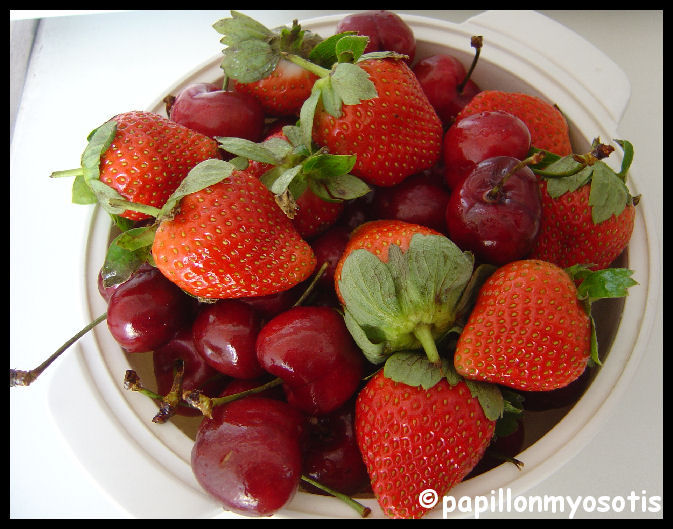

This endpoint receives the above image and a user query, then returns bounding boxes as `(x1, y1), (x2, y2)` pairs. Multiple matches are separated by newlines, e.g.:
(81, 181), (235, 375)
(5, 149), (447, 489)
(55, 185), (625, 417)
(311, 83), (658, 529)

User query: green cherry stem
(300, 475), (371, 517)
(10, 312), (108, 387)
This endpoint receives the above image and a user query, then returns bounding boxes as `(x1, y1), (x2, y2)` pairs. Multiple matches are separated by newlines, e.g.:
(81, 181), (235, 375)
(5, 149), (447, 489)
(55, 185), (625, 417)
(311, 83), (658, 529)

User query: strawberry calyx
(217, 125), (371, 217)
(530, 138), (638, 224)
(337, 233), (475, 366)
(564, 264), (638, 365)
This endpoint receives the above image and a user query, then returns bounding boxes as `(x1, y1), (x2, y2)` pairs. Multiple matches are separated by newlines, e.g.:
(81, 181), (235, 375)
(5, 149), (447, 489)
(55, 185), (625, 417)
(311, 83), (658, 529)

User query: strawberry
(333, 219), (476, 366)
(213, 12), (323, 117)
(310, 57), (444, 187)
(454, 259), (637, 391)
(528, 140), (637, 270)
(355, 366), (499, 519)
(456, 90), (573, 156)
(54, 111), (221, 222)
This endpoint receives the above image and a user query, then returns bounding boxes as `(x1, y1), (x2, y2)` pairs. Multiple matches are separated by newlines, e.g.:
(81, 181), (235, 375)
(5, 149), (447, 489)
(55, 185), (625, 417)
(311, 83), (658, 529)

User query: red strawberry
(213, 12), (323, 117)
(57, 111), (221, 221)
(454, 259), (637, 391)
(334, 219), (474, 367)
(355, 369), (496, 519)
(529, 139), (637, 270)
(231, 59), (319, 117)
(151, 167), (317, 299)
(312, 57), (443, 187)
(456, 90), (573, 156)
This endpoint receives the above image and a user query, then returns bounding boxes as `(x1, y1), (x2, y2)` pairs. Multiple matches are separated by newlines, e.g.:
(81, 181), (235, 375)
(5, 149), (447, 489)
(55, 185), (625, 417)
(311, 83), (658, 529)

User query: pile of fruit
(11, 11), (640, 519)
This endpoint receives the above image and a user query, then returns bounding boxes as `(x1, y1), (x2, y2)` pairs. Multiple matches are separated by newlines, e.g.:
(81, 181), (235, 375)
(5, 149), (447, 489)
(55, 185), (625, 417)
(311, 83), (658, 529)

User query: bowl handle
(465, 10), (631, 126)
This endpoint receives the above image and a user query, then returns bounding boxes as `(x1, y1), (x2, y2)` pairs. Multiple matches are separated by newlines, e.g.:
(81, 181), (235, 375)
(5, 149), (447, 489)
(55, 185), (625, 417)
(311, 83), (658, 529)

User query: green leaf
(80, 120), (117, 183)
(221, 39), (278, 83)
(212, 11), (274, 46)
(87, 179), (129, 216)
(303, 153), (356, 179)
(71, 172), (97, 205)
(533, 154), (584, 179)
(318, 77), (342, 118)
(330, 62), (378, 106)
(324, 173), (371, 201)
(383, 351), (450, 390)
(335, 35), (369, 63)
(588, 161), (631, 223)
(269, 165), (303, 196)
(614, 139), (634, 180)
(464, 379), (504, 422)
(544, 165), (593, 198)
(114, 225), (157, 252)
(308, 31), (357, 67)
(101, 229), (155, 288)
(217, 136), (281, 165)
(342, 307), (387, 365)
(299, 86), (322, 148)
(574, 267), (638, 304)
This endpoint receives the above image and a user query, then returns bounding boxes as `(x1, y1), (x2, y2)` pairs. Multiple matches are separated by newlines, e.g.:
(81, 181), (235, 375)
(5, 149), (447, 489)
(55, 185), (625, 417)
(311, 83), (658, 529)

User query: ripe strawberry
(355, 369), (496, 519)
(312, 58), (444, 187)
(334, 219), (474, 366)
(231, 59), (319, 117)
(456, 90), (573, 156)
(529, 139), (637, 270)
(151, 166), (317, 299)
(57, 111), (221, 222)
(213, 12), (323, 117)
(454, 259), (637, 391)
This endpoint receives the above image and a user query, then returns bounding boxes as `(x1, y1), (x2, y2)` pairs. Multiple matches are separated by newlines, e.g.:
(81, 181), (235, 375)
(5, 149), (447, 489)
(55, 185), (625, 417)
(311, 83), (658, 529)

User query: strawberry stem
(281, 52), (330, 78)
(50, 168), (84, 179)
(413, 323), (441, 366)
(108, 198), (162, 218)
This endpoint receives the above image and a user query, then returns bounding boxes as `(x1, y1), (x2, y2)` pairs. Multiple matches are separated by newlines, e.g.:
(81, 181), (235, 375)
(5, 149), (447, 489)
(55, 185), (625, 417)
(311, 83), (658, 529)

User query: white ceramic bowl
(53, 11), (659, 519)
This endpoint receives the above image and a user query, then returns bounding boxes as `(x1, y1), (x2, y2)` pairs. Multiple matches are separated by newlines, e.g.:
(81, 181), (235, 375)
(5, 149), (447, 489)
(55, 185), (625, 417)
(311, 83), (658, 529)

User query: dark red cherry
(336, 191), (376, 232)
(106, 267), (193, 353)
(310, 225), (351, 290)
(301, 400), (369, 496)
(256, 306), (364, 415)
(168, 82), (265, 142)
(192, 300), (265, 380)
(191, 397), (305, 517)
(443, 110), (531, 191)
(336, 10), (416, 63)
(445, 156), (542, 266)
(153, 325), (229, 417)
(372, 172), (451, 234)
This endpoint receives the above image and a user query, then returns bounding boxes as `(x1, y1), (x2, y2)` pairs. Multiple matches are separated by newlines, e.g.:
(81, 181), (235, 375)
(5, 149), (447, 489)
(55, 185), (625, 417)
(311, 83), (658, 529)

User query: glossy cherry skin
(443, 110), (531, 191)
(413, 54), (481, 126)
(445, 156), (542, 266)
(310, 225), (351, 290)
(336, 10), (416, 63)
(153, 325), (229, 417)
(301, 400), (370, 496)
(372, 172), (451, 234)
(192, 299), (265, 380)
(191, 397), (305, 517)
(256, 306), (364, 415)
(106, 267), (193, 353)
(169, 82), (265, 142)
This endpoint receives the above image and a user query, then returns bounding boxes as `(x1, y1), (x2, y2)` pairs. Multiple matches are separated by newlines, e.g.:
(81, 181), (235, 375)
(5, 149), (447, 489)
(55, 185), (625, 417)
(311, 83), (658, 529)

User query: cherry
(238, 286), (301, 322)
(372, 172), (451, 234)
(466, 421), (526, 478)
(192, 299), (265, 380)
(413, 37), (483, 127)
(191, 396), (305, 517)
(310, 225), (351, 290)
(443, 110), (531, 191)
(336, 10), (416, 63)
(445, 155), (543, 266)
(336, 191), (376, 232)
(153, 325), (229, 417)
(301, 400), (370, 496)
(256, 306), (365, 415)
(106, 266), (193, 353)
(167, 82), (265, 142)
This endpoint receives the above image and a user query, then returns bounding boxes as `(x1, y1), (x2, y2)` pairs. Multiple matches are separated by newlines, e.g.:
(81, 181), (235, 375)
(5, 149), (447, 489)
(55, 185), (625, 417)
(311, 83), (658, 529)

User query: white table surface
(10, 10), (662, 519)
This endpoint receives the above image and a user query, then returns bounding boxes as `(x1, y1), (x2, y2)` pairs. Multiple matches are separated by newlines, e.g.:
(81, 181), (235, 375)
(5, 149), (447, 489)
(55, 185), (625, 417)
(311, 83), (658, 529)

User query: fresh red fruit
(191, 397), (305, 517)
(445, 155), (542, 266)
(192, 300), (265, 379)
(413, 37), (483, 126)
(106, 265), (193, 353)
(372, 172), (451, 234)
(355, 370), (496, 519)
(309, 225), (351, 290)
(237, 285), (302, 322)
(312, 58), (443, 187)
(456, 90), (573, 156)
(60, 111), (221, 222)
(256, 306), (364, 415)
(442, 110), (531, 191)
(231, 59), (319, 117)
(335, 10), (416, 63)
(167, 82), (265, 142)
(152, 169), (317, 300)
(301, 400), (370, 496)
(454, 259), (636, 391)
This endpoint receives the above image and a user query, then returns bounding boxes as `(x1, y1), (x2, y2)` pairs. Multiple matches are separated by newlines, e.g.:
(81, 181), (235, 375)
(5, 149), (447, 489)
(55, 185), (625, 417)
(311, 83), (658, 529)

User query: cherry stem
(300, 475), (371, 518)
(485, 151), (546, 201)
(457, 35), (483, 94)
(292, 261), (329, 308)
(10, 312), (108, 387)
